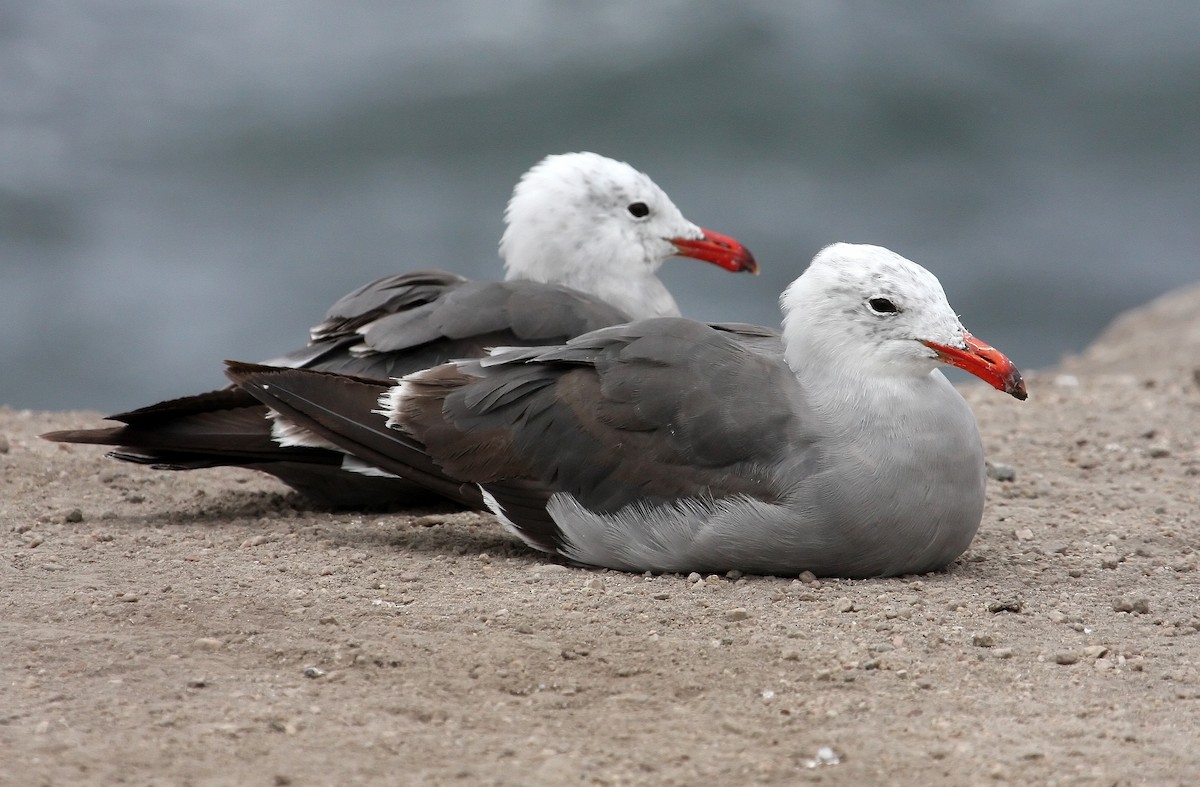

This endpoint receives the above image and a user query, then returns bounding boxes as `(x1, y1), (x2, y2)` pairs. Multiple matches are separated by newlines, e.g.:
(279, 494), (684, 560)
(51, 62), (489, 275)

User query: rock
(1114, 597), (1151, 614)
(1054, 651), (1080, 665)
(0, 434), (9, 453)
(724, 608), (750, 622)
(987, 598), (1023, 614)
(64, 508), (84, 523)
(194, 638), (224, 651)
(971, 633), (995, 648)
(303, 666), (325, 679)
(803, 746), (841, 768)
(986, 461), (1017, 482)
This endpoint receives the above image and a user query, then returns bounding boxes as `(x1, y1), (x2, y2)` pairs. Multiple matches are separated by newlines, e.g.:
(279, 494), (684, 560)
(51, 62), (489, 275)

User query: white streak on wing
(478, 486), (553, 553)
(266, 410), (343, 451)
(373, 380), (409, 429)
(341, 456), (401, 479)
(348, 341), (374, 358)
(480, 345), (520, 364)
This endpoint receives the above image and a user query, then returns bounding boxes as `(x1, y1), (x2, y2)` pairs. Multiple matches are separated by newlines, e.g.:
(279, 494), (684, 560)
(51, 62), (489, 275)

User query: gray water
(3, 2), (1198, 411)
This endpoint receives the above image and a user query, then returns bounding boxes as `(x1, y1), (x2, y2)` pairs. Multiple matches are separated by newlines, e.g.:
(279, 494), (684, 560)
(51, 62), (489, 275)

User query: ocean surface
(3, 2), (1198, 411)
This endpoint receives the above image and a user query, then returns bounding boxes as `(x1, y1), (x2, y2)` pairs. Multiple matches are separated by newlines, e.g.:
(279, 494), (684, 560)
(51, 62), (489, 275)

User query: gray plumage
(380, 243), (1027, 577)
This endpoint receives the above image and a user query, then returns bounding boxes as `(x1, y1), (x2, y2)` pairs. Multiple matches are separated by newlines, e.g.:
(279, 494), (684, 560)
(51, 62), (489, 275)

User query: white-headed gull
(224, 243), (1026, 577)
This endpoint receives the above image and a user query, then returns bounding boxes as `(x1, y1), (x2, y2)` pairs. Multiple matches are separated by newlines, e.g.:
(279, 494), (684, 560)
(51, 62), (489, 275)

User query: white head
(781, 243), (1026, 398)
(499, 152), (756, 319)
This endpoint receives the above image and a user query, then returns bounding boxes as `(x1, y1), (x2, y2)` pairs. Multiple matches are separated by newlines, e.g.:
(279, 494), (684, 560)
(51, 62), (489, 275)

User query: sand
(3, 286), (1199, 786)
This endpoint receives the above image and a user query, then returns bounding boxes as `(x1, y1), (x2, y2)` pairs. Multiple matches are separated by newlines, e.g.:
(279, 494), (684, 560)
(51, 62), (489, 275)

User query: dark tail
(224, 361), (483, 509)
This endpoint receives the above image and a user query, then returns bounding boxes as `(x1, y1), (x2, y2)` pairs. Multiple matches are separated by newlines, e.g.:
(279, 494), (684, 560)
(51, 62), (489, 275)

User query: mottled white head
(500, 152), (756, 319)
(781, 243), (1026, 398)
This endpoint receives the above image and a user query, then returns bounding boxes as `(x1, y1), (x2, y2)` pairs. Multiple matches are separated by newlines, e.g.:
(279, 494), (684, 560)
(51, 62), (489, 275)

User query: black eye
(868, 297), (899, 314)
(627, 202), (650, 218)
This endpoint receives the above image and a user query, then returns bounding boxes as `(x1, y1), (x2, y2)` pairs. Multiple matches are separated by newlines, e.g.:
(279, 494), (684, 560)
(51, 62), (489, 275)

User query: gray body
(226, 244), (1016, 577)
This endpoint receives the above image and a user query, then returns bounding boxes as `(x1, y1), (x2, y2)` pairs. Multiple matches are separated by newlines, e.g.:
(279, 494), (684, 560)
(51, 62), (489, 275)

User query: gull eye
(627, 202), (650, 218)
(868, 297), (899, 314)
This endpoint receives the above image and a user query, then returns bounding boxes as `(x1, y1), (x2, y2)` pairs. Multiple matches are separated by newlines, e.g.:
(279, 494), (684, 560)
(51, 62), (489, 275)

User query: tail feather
(42, 395), (334, 465)
(224, 361), (483, 509)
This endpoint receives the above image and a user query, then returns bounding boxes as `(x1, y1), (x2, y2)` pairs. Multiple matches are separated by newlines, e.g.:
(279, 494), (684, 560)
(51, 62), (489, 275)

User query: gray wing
(399, 317), (805, 517)
(271, 273), (633, 380)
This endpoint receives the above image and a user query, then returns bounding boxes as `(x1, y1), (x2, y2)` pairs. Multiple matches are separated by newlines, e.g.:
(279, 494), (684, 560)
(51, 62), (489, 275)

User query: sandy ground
(3, 286), (1200, 786)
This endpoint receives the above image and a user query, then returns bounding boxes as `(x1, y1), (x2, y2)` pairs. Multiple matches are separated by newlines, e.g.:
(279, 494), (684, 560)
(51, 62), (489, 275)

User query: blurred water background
(3, 1), (1198, 411)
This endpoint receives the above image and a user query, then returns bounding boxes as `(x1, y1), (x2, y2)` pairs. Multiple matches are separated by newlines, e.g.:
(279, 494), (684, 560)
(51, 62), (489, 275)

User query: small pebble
(987, 462), (1017, 482)
(318, 615), (340, 626)
(993, 647), (1014, 659)
(835, 597), (856, 613)
(303, 666), (325, 679)
(1054, 651), (1079, 665)
(1013, 528), (1034, 541)
(797, 570), (818, 584)
(0, 434), (9, 453)
(1114, 597), (1151, 614)
(686, 572), (702, 583)
(64, 508), (84, 523)
(987, 598), (1023, 614)
(194, 638), (224, 651)
(803, 746), (841, 768)
(724, 608), (750, 622)
(971, 633), (995, 648)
